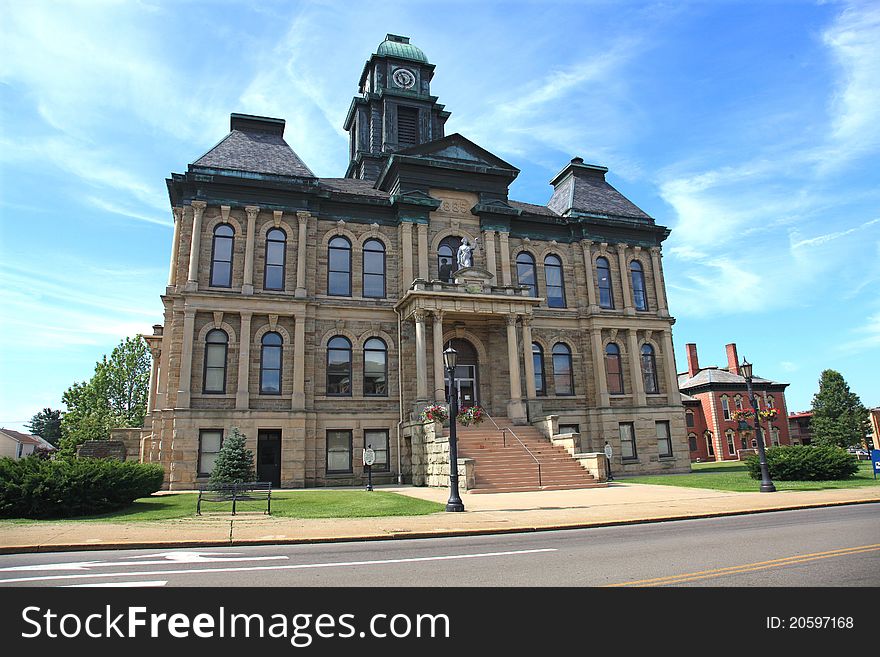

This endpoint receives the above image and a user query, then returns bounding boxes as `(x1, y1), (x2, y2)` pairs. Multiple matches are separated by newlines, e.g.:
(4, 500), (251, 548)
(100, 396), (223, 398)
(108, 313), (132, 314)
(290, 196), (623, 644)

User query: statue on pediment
(457, 236), (480, 270)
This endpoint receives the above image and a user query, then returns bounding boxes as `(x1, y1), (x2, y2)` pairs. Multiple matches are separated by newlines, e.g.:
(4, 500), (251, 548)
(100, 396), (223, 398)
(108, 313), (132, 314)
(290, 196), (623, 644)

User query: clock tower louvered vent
(397, 107), (419, 149)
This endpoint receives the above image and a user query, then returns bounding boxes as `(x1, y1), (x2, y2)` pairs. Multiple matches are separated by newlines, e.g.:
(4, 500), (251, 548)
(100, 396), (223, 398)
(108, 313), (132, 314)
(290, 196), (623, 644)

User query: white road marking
(63, 580), (168, 587)
(0, 552), (288, 572)
(0, 548), (557, 585)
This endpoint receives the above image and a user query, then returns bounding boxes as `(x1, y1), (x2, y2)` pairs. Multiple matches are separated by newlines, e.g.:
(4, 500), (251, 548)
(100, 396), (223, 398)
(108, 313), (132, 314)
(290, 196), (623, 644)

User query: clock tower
(343, 34), (451, 181)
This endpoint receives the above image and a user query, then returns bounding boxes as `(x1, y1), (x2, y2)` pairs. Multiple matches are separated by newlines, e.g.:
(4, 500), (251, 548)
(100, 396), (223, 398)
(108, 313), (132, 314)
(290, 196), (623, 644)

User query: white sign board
(604, 443), (613, 459)
(363, 448), (376, 467)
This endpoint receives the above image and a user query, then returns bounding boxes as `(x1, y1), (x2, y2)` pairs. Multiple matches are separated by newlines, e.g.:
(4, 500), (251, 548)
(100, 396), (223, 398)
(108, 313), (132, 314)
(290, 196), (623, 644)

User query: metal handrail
(482, 411), (542, 487)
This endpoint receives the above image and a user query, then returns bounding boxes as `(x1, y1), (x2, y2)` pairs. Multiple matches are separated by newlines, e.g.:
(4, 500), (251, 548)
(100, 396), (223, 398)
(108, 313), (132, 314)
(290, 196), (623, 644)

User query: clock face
(392, 68), (416, 90)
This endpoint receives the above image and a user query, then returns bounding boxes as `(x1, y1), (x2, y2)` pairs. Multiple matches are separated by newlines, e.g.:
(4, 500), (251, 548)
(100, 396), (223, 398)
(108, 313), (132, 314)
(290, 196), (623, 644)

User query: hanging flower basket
(457, 405), (485, 426)
(419, 403), (448, 424)
(731, 409), (754, 422)
(759, 408), (778, 421)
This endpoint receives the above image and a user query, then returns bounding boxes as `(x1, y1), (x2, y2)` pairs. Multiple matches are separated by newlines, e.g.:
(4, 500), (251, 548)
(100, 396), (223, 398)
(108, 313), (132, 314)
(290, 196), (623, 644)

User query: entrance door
(456, 366), (477, 407)
(257, 430), (281, 488)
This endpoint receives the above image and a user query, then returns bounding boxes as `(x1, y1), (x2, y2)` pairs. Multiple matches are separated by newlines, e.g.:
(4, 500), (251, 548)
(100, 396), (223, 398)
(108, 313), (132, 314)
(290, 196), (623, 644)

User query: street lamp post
(740, 358), (776, 493)
(443, 344), (465, 512)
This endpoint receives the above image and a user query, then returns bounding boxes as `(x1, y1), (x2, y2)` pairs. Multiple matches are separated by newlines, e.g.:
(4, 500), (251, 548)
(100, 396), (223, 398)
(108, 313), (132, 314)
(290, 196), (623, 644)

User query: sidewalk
(2, 483), (879, 554)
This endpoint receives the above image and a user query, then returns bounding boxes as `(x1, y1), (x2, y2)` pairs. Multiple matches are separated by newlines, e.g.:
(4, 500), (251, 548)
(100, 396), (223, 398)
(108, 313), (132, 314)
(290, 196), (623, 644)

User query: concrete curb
(2, 498), (877, 556)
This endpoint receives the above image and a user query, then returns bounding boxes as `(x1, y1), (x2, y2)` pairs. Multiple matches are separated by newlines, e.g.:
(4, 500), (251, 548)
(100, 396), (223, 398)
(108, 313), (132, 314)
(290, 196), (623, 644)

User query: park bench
(197, 481), (272, 515)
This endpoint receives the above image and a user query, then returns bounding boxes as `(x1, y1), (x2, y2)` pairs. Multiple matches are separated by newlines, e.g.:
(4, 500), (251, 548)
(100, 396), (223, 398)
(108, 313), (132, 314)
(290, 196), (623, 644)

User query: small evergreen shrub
(0, 456), (164, 518)
(745, 445), (859, 481)
(209, 428), (255, 484)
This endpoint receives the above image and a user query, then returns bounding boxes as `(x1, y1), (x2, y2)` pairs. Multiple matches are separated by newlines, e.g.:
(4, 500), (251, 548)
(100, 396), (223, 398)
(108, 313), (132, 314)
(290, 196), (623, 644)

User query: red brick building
(787, 411), (813, 446)
(678, 343), (792, 462)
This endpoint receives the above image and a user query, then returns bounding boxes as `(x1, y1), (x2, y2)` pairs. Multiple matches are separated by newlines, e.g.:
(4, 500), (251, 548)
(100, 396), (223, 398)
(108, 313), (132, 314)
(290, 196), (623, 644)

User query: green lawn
(0, 490), (444, 524)
(622, 460), (880, 492)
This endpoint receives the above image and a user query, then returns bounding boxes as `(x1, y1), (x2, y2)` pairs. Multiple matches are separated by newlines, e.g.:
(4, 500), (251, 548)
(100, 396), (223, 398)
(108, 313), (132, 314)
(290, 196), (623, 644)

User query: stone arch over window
(356, 231), (391, 250)
(362, 238), (386, 298)
(551, 342), (575, 396)
(319, 224), (359, 248)
(355, 329), (398, 354)
(430, 228), (479, 254)
(532, 342), (546, 397)
(203, 328), (229, 394)
(326, 335), (353, 396)
(640, 343), (659, 394)
(263, 227), (288, 291)
(629, 258), (649, 311)
(544, 253), (566, 308)
(327, 235), (352, 296)
(604, 342), (624, 395)
(363, 337), (388, 396)
(440, 329), (490, 366)
(204, 213), (244, 236)
(437, 235), (461, 283)
(516, 251), (538, 297)
(595, 254), (615, 309)
(253, 322), (292, 346)
(259, 331), (284, 395)
(209, 223), (235, 287)
(197, 320), (238, 345)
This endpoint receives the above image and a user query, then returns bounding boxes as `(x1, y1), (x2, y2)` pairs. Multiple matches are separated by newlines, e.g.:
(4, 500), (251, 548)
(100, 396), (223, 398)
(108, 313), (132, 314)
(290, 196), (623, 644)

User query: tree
(25, 408), (62, 446)
(58, 336), (152, 457)
(810, 370), (869, 449)
(209, 428), (255, 484)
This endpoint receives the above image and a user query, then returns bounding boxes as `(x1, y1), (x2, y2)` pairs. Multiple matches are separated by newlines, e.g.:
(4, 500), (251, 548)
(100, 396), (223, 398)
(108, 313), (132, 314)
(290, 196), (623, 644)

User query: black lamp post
(741, 358), (776, 493)
(443, 344), (465, 512)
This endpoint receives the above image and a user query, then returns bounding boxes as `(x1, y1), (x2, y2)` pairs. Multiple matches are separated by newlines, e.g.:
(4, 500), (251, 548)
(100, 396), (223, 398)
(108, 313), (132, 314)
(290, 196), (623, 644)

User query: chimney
(686, 343), (699, 378)
(726, 343), (739, 375)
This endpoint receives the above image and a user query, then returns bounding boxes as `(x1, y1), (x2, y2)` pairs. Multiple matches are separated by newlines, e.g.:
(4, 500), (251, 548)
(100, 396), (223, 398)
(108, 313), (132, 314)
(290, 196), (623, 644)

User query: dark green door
(257, 430), (281, 487)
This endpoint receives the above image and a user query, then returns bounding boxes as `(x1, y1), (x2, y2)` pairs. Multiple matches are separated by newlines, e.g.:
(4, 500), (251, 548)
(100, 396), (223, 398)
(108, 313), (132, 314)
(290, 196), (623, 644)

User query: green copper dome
(376, 34), (428, 63)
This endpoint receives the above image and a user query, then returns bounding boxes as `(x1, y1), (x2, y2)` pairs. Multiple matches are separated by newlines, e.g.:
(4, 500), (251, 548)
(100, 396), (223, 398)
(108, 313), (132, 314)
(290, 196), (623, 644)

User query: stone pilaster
(432, 311), (445, 401)
(147, 346), (161, 414)
(176, 309), (196, 408)
(295, 211), (310, 297)
(417, 223), (429, 281)
(662, 330), (682, 405)
(506, 315), (526, 422)
(292, 314), (306, 410)
(168, 207), (183, 287)
(498, 231), (512, 285)
(616, 243), (633, 314)
(242, 206), (259, 295)
(482, 230), (497, 281)
(414, 310), (428, 401)
(591, 328), (610, 407)
(628, 329), (646, 406)
(581, 240), (598, 311)
(650, 247), (669, 317)
(236, 311), (252, 409)
(186, 201), (206, 290)
(521, 316), (536, 399)
(401, 221), (414, 289)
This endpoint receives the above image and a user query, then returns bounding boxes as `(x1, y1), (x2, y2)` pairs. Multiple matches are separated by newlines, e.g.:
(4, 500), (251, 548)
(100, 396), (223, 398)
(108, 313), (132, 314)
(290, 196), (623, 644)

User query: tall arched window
(605, 343), (624, 395)
(260, 332), (283, 394)
(596, 257), (614, 309)
(641, 344), (659, 394)
(552, 342), (574, 395)
(437, 236), (461, 283)
(328, 236), (351, 296)
(630, 260), (648, 311)
(721, 395), (731, 420)
(734, 394), (744, 411)
(210, 224), (234, 287)
(532, 342), (546, 396)
(726, 429), (737, 455)
(363, 338), (387, 396)
(363, 239), (386, 298)
(326, 336), (352, 396)
(544, 254), (566, 307)
(771, 426), (780, 446)
(264, 228), (286, 291)
(767, 395), (775, 409)
(516, 251), (537, 297)
(688, 433), (698, 452)
(203, 329), (228, 393)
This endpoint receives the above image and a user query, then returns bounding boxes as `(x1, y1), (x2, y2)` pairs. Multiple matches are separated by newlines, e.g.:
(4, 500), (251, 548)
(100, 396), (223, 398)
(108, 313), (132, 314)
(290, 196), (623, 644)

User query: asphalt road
(1, 504), (877, 587)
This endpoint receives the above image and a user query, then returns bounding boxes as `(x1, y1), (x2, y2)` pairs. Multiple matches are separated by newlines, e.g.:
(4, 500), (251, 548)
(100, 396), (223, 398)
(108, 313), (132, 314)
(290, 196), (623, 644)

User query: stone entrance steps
(453, 419), (606, 493)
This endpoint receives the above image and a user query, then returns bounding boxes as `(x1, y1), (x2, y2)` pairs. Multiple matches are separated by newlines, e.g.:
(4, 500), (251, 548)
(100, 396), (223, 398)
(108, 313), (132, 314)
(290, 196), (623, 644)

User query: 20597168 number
(789, 617), (854, 629)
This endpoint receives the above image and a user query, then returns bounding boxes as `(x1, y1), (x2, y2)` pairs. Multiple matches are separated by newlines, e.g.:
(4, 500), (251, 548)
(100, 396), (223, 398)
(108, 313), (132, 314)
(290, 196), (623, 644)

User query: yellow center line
(604, 543), (880, 587)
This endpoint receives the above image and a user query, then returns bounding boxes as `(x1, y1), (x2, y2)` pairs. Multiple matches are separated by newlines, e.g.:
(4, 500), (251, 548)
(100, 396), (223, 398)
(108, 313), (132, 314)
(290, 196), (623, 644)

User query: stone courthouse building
(139, 34), (690, 490)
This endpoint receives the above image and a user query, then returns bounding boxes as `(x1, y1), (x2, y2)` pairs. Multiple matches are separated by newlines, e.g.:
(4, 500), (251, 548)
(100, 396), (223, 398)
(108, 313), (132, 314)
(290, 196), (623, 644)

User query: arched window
(363, 239), (386, 298)
(705, 431), (715, 457)
(326, 336), (352, 396)
(605, 343), (624, 395)
(260, 332), (283, 394)
(726, 429), (736, 456)
(641, 344), (659, 394)
(686, 409), (695, 428)
(552, 343), (574, 396)
(596, 257), (614, 309)
(721, 395), (731, 420)
(516, 251), (537, 297)
(767, 395), (775, 409)
(688, 433), (698, 452)
(771, 426), (780, 446)
(437, 236), (461, 283)
(210, 224), (234, 287)
(203, 329), (228, 393)
(328, 236), (351, 296)
(532, 343), (546, 397)
(363, 338), (387, 396)
(544, 254), (566, 307)
(734, 394), (744, 411)
(264, 228), (286, 290)
(630, 260), (648, 311)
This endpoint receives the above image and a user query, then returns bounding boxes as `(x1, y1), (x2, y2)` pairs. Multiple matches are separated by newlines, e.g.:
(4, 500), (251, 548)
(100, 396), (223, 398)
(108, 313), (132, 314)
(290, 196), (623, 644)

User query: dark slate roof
(680, 393), (700, 403)
(319, 178), (391, 199)
(193, 130), (316, 178)
(678, 368), (778, 390)
(570, 176), (651, 220)
(509, 200), (559, 217)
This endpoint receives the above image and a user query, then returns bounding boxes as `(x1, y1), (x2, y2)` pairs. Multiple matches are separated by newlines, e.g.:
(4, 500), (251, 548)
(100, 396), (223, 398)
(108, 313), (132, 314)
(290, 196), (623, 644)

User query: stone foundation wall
(410, 420), (474, 490)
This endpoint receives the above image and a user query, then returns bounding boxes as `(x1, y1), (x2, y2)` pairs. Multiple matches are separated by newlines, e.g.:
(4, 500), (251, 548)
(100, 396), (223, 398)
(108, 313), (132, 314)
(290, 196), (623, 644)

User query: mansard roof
(678, 367), (784, 390)
(548, 157), (651, 220)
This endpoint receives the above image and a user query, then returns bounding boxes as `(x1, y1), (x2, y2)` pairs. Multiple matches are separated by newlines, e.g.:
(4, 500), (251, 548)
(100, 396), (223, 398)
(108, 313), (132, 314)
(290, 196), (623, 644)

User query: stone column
(295, 211), (309, 297)
(414, 310), (428, 401)
(432, 311), (445, 401)
(498, 231), (512, 285)
(581, 240), (598, 310)
(168, 207), (183, 287)
(591, 328), (610, 407)
(242, 206), (259, 295)
(186, 201), (206, 290)
(506, 315), (526, 421)
(176, 309), (196, 408)
(400, 221), (414, 290)
(236, 311), (252, 409)
(650, 247), (669, 316)
(521, 316), (536, 399)
(292, 314), (306, 410)
(616, 243), (633, 314)
(662, 330), (682, 405)
(147, 346), (161, 414)
(417, 223), (429, 281)
(628, 329), (646, 406)
(482, 230), (497, 281)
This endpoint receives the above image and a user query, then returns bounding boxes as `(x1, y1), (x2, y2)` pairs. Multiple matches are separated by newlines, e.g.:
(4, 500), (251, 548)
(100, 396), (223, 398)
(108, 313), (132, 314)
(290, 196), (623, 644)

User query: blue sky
(1, 0), (878, 431)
